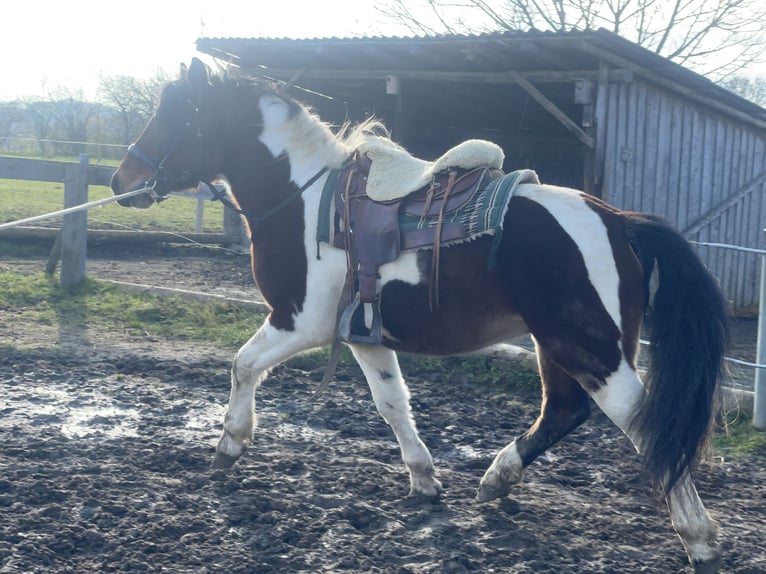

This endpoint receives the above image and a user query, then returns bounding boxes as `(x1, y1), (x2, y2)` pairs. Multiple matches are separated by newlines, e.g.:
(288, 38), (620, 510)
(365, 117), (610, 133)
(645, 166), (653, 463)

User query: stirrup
(338, 293), (383, 345)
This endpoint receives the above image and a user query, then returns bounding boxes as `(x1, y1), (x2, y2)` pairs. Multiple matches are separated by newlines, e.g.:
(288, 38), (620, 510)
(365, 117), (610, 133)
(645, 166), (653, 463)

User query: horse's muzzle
(110, 172), (155, 208)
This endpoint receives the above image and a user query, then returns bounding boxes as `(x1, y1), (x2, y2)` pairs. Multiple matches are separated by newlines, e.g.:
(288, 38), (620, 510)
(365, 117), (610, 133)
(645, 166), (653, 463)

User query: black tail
(626, 213), (728, 492)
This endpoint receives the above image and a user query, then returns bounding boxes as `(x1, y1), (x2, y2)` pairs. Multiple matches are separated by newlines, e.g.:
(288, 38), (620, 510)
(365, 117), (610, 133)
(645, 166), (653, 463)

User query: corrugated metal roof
(196, 28), (766, 126)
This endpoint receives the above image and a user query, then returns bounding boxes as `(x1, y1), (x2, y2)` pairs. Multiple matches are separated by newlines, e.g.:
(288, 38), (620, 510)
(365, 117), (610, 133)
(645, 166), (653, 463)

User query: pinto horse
(110, 58), (728, 573)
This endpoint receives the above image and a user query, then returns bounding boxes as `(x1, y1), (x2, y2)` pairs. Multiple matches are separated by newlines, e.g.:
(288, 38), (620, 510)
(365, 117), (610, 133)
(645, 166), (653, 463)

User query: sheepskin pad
(357, 138), (505, 201)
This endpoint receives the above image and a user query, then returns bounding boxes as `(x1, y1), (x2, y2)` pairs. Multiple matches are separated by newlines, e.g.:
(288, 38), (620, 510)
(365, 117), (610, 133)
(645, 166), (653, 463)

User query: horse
(110, 58), (728, 573)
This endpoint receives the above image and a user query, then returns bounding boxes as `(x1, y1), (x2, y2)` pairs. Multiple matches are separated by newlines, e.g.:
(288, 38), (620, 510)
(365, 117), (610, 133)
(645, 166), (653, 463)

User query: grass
(0, 154), (225, 233)
(714, 414), (766, 458)
(0, 272), (263, 349)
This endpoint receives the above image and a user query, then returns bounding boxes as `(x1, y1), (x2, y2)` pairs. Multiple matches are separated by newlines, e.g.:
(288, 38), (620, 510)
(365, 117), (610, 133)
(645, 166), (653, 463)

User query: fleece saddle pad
(357, 138), (506, 201)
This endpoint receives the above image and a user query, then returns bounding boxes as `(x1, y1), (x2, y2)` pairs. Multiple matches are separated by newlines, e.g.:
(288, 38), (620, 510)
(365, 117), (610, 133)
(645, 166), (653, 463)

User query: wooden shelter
(196, 29), (766, 308)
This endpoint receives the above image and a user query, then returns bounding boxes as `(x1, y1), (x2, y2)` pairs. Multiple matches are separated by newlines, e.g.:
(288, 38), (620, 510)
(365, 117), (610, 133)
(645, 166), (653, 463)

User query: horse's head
(110, 58), (224, 208)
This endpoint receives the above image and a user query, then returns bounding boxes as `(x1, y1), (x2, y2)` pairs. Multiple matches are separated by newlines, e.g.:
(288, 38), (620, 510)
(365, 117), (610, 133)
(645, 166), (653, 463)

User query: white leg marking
(214, 320), (327, 465)
(477, 441), (524, 502)
(349, 344), (442, 498)
(589, 360), (719, 569)
(666, 473), (720, 568)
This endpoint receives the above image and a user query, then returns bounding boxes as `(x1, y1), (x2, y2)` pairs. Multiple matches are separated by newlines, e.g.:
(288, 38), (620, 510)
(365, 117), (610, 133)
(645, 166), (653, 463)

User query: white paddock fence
(0, 156), (764, 428)
(694, 237), (766, 430)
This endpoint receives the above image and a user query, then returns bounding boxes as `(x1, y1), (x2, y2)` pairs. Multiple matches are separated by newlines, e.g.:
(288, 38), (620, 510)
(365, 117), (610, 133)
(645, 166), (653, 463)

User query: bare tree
(377, 0), (766, 79)
(719, 75), (766, 107)
(44, 86), (101, 156)
(22, 100), (57, 156)
(98, 70), (169, 145)
(0, 103), (24, 150)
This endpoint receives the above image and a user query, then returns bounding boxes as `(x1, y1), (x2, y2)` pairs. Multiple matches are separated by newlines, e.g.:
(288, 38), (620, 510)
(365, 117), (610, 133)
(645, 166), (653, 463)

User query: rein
(207, 166), (329, 236)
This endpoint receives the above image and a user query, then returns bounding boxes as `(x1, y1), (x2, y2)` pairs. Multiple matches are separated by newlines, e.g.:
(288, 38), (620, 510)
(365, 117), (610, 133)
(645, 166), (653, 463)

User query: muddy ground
(1, 243), (765, 573)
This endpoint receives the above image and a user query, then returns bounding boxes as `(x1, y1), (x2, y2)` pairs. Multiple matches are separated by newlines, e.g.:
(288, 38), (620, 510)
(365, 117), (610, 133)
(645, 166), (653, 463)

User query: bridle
(127, 112), (200, 201)
(126, 96), (329, 235)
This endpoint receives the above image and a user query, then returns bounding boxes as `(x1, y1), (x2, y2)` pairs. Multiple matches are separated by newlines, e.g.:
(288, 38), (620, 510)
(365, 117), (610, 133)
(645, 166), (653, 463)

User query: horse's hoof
(408, 477), (443, 501)
(692, 552), (722, 574)
(210, 451), (240, 470)
(408, 488), (441, 502)
(476, 482), (509, 503)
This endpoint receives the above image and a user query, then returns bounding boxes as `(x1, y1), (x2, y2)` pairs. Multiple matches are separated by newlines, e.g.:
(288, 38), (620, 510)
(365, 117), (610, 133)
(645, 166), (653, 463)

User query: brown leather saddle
(332, 151), (497, 344)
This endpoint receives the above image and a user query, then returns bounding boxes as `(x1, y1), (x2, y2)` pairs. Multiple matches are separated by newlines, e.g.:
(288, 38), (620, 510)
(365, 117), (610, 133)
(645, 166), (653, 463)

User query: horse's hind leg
(666, 473), (722, 573)
(477, 345), (591, 502)
(349, 344), (442, 499)
(589, 363), (720, 572)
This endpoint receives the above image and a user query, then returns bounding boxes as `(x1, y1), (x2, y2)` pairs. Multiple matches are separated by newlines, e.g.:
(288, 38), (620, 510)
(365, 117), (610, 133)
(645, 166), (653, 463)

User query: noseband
(127, 114), (202, 199)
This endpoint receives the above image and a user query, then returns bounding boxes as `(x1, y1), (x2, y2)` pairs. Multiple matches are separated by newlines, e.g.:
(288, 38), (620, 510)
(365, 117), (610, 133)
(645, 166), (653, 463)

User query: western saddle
(329, 141), (505, 345)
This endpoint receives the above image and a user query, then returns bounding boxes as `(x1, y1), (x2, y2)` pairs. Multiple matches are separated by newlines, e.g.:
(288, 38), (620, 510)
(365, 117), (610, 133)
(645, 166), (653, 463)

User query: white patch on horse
(294, 180), (347, 345)
(258, 94), (347, 188)
(379, 251), (422, 287)
(515, 183), (623, 336)
(255, 92), (354, 343)
(589, 358), (645, 436)
(257, 95), (291, 158)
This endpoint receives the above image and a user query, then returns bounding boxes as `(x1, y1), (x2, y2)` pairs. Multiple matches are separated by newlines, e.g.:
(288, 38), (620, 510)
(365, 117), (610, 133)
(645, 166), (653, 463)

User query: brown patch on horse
(379, 235), (526, 355)
(227, 153), (308, 333)
(501, 196), (622, 388)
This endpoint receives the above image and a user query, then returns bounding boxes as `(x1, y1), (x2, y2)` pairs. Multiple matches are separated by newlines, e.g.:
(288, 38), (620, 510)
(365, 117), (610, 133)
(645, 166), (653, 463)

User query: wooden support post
(593, 62), (610, 199)
(508, 70), (594, 148)
(60, 155), (88, 287)
(45, 231), (63, 274)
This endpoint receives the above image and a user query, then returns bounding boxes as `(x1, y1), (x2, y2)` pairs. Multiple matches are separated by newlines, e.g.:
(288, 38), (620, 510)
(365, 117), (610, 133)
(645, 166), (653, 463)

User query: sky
(3, 1), (761, 102)
(1, 0), (390, 101)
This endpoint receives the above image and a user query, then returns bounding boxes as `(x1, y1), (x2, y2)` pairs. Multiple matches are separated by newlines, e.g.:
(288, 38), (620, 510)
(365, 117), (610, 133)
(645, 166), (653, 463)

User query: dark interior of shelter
(289, 76), (586, 190)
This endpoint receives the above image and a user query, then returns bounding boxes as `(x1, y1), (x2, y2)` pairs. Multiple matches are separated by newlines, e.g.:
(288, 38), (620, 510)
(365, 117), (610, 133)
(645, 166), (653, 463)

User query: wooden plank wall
(602, 77), (766, 309)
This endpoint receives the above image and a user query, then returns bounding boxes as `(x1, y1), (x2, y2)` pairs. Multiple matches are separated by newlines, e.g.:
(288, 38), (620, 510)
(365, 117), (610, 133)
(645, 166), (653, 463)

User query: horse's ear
(187, 57), (212, 102)
(180, 62), (189, 80)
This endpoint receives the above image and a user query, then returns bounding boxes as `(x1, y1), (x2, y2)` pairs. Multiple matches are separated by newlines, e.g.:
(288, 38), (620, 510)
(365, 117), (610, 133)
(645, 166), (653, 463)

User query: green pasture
(0, 155), (224, 234)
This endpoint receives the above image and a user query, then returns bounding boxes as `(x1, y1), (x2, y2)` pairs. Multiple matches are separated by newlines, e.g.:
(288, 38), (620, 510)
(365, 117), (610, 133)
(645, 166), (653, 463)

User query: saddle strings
(430, 170), (457, 311)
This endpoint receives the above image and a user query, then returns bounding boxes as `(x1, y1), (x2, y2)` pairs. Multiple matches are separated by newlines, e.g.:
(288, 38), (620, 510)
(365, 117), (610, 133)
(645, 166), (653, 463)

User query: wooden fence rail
(0, 155), (246, 286)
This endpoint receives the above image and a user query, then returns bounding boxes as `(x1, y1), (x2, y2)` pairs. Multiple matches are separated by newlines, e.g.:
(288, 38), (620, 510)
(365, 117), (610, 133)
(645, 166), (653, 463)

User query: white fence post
(754, 230), (766, 430)
(60, 154), (89, 287)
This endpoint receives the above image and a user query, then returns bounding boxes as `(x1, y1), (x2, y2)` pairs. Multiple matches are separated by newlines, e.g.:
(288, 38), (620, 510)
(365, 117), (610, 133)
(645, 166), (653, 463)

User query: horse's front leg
(349, 344), (442, 499)
(212, 319), (321, 469)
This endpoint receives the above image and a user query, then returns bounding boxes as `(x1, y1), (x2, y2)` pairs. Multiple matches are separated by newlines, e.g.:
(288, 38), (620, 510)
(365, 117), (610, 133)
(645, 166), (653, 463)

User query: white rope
(0, 187), (154, 231)
(640, 339), (765, 370)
